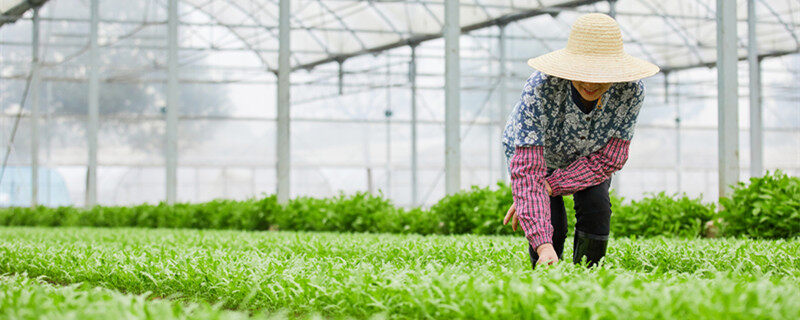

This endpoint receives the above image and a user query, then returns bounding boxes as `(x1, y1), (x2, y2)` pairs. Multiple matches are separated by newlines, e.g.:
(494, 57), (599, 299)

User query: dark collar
(570, 83), (598, 115)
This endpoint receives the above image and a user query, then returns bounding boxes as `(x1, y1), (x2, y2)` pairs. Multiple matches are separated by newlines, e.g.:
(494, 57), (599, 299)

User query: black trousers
(528, 168), (613, 266)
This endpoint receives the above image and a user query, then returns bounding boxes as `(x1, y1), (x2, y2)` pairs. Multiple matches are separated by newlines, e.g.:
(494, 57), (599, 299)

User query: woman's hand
(503, 204), (559, 266)
(503, 182), (554, 232)
(536, 243), (559, 266)
(544, 180), (553, 196)
(503, 201), (519, 231)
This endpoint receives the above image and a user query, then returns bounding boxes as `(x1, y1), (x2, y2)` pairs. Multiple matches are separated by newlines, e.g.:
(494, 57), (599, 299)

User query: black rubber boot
(572, 230), (609, 268)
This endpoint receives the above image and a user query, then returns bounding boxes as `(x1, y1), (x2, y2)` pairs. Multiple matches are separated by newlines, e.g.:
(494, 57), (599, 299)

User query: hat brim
(527, 49), (660, 83)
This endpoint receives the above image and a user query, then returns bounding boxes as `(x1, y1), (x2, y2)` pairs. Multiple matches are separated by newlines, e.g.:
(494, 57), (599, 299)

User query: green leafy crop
(611, 191), (717, 238)
(1, 227), (799, 319)
(719, 170), (800, 239)
(2, 172), (796, 240)
(429, 182), (513, 235)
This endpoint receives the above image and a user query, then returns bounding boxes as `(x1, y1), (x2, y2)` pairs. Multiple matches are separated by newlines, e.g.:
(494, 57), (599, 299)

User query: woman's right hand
(503, 201), (518, 231)
(544, 180), (553, 196)
(536, 243), (559, 266)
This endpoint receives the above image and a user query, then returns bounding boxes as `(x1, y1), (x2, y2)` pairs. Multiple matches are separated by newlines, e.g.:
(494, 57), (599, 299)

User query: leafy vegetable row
(1, 170), (796, 238)
(0, 274), (264, 320)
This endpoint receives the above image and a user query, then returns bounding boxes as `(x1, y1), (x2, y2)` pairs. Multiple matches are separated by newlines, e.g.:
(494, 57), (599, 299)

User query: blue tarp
(0, 166), (72, 207)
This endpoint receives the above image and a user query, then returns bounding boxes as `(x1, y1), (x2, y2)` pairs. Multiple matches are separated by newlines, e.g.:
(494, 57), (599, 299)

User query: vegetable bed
(0, 274), (266, 320)
(1, 227), (798, 319)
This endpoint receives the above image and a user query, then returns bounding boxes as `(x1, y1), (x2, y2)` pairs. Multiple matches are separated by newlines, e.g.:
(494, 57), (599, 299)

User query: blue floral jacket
(502, 70), (645, 170)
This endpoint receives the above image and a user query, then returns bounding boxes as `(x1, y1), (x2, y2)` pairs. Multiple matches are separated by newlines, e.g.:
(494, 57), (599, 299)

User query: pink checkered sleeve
(545, 137), (631, 196)
(509, 145), (552, 250)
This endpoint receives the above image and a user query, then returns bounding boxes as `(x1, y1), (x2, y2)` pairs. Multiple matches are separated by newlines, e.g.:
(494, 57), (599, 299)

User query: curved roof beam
(180, 0), (213, 19)
(635, 0), (704, 66)
(688, 0), (745, 49)
(514, 22), (555, 52)
(457, 0), (499, 60)
(0, 0), (48, 26)
(471, 0), (494, 21)
(220, 0), (315, 66)
(261, 0), (335, 57)
(365, 1), (401, 36)
(661, 48), (798, 73)
(291, 0), (603, 71)
(181, 0), (274, 69)
(315, 0), (368, 51)
(758, 0), (800, 49)
(410, 0), (443, 28)
(230, 0), (343, 69)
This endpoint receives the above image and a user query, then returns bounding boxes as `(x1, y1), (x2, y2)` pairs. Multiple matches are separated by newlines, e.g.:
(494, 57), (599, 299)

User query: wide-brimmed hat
(526, 13), (659, 83)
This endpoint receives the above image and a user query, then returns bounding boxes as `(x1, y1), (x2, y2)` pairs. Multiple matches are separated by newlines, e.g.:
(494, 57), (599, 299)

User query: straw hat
(526, 13), (659, 83)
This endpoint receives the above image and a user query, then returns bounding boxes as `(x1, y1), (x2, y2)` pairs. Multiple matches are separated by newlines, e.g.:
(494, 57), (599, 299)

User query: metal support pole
(86, 0), (99, 207)
(674, 73), (682, 192)
(663, 72), (669, 104)
(337, 60), (344, 95)
(444, 0), (461, 195)
(608, 0), (618, 18)
(716, 0), (739, 199)
(385, 54), (392, 198)
(45, 82), (51, 204)
(611, 47), (622, 194)
(487, 33), (494, 186)
(30, 7), (40, 207)
(194, 168), (199, 200)
(276, 0), (291, 204)
(166, 0), (179, 204)
(664, 72), (681, 192)
(363, 119), (373, 194)
(498, 24), (508, 183)
(251, 167), (256, 196)
(222, 167), (228, 197)
(748, 0), (763, 178)
(409, 45), (418, 206)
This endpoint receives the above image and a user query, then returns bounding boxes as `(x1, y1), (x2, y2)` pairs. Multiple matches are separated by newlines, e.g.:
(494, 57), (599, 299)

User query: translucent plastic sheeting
(4, 0), (796, 76)
(175, 0), (799, 71)
(178, 119), (275, 166)
(97, 119), (165, 166)
(96, 166), (165, 204)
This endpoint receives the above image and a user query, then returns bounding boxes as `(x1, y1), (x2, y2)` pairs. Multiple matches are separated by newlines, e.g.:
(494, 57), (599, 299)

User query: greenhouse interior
(1, 1), (800, 319)
(1, 0), (798, 208)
